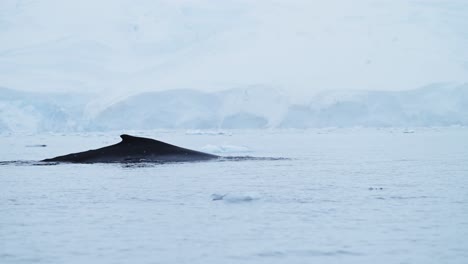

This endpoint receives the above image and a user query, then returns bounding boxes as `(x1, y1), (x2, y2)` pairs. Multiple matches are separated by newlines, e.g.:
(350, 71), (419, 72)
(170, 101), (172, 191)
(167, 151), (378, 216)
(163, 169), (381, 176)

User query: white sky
(0, 0), (467, 98)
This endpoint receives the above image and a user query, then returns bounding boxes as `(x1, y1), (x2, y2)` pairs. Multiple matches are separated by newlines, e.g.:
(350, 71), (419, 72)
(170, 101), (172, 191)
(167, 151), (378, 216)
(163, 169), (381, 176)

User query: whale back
(116, 134), (208, 155)
(42, 134), (218, 163)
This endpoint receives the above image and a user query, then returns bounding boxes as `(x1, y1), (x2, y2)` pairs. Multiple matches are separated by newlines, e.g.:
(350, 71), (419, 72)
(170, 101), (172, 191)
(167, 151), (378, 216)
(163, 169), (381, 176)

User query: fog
(1, 0), (467, 99)
(1, 0), (468, 133)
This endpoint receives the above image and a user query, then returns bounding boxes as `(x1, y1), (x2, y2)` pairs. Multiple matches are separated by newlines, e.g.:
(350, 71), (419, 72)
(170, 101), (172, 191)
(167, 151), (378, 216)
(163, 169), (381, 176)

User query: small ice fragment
(201, 145), (251, 154)
(211, 193), (259, 203)
(211, 194), (226, 201)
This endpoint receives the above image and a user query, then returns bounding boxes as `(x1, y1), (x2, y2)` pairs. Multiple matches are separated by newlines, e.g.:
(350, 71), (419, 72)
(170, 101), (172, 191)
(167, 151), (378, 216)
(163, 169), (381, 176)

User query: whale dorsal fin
(120, 134), (156, 143)
(119, 134), (170, 146)
(121, 134), (139, 142)
(118, 134), (191, 152)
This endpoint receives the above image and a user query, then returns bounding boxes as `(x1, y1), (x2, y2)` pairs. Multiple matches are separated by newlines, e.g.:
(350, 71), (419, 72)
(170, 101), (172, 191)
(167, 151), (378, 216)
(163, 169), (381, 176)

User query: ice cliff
(0, 84), (467, 134)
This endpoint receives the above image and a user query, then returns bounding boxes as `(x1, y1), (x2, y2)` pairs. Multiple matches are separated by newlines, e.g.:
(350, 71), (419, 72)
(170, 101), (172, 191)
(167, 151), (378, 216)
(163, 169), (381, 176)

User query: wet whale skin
(42, 134), (218, 163)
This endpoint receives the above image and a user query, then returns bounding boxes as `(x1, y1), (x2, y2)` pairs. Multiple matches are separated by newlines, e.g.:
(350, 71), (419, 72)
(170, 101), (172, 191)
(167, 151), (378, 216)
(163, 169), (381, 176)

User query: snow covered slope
(281, 84), (468, 128)
(1, 84), (466, 133)
(2, 0), (468, 133)
(0, 87), (89, 133)
(89, 86), (287, 130)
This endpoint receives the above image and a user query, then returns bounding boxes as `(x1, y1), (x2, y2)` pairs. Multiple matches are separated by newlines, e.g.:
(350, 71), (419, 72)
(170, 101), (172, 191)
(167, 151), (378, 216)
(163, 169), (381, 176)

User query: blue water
(1, 128), (467, 263)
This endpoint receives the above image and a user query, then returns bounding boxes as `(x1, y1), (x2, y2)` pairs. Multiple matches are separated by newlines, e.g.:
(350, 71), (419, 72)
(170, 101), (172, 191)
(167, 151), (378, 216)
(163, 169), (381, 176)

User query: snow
(0, 84), (467, 133)
(0, 87), (90, 133)
(1, 0), (468, 132)
(280, 83), (468, 128)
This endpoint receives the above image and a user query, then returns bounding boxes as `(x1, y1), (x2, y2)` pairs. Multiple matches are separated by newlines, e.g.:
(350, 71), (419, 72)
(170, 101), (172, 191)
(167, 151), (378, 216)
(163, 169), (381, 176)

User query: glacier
(0, 84), (467, 134)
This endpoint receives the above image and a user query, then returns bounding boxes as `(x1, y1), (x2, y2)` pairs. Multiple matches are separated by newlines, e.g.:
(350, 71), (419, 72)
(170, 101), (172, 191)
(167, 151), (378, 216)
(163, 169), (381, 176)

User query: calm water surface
(1, 128), (467, 264)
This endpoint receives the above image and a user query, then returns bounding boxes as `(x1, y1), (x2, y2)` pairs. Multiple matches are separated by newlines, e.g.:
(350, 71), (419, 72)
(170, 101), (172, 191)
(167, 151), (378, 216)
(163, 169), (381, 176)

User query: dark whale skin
(42, 134), (219, 163)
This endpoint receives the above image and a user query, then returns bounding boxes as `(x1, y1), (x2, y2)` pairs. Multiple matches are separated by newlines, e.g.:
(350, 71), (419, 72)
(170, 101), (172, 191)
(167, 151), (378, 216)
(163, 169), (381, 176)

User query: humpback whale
(42, 134), (219, 163)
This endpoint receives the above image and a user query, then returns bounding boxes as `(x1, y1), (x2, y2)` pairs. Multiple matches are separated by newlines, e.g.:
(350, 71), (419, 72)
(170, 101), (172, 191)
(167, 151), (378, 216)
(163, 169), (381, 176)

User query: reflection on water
(0, 156), (290, 167)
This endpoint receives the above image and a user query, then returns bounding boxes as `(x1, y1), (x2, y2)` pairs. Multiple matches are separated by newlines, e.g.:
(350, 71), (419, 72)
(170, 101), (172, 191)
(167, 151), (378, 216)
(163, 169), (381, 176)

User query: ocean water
(1, 128), (467, 264)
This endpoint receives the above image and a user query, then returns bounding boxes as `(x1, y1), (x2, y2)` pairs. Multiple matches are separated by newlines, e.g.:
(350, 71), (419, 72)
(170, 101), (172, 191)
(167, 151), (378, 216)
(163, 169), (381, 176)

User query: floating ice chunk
(25, 144), (47, 147)
(201, 144), (251, 154)
(402, 129), (415, 134)
(210, 193), (226, 201)
(185, 130), (232, 136)
(211, 193), (259, 203)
